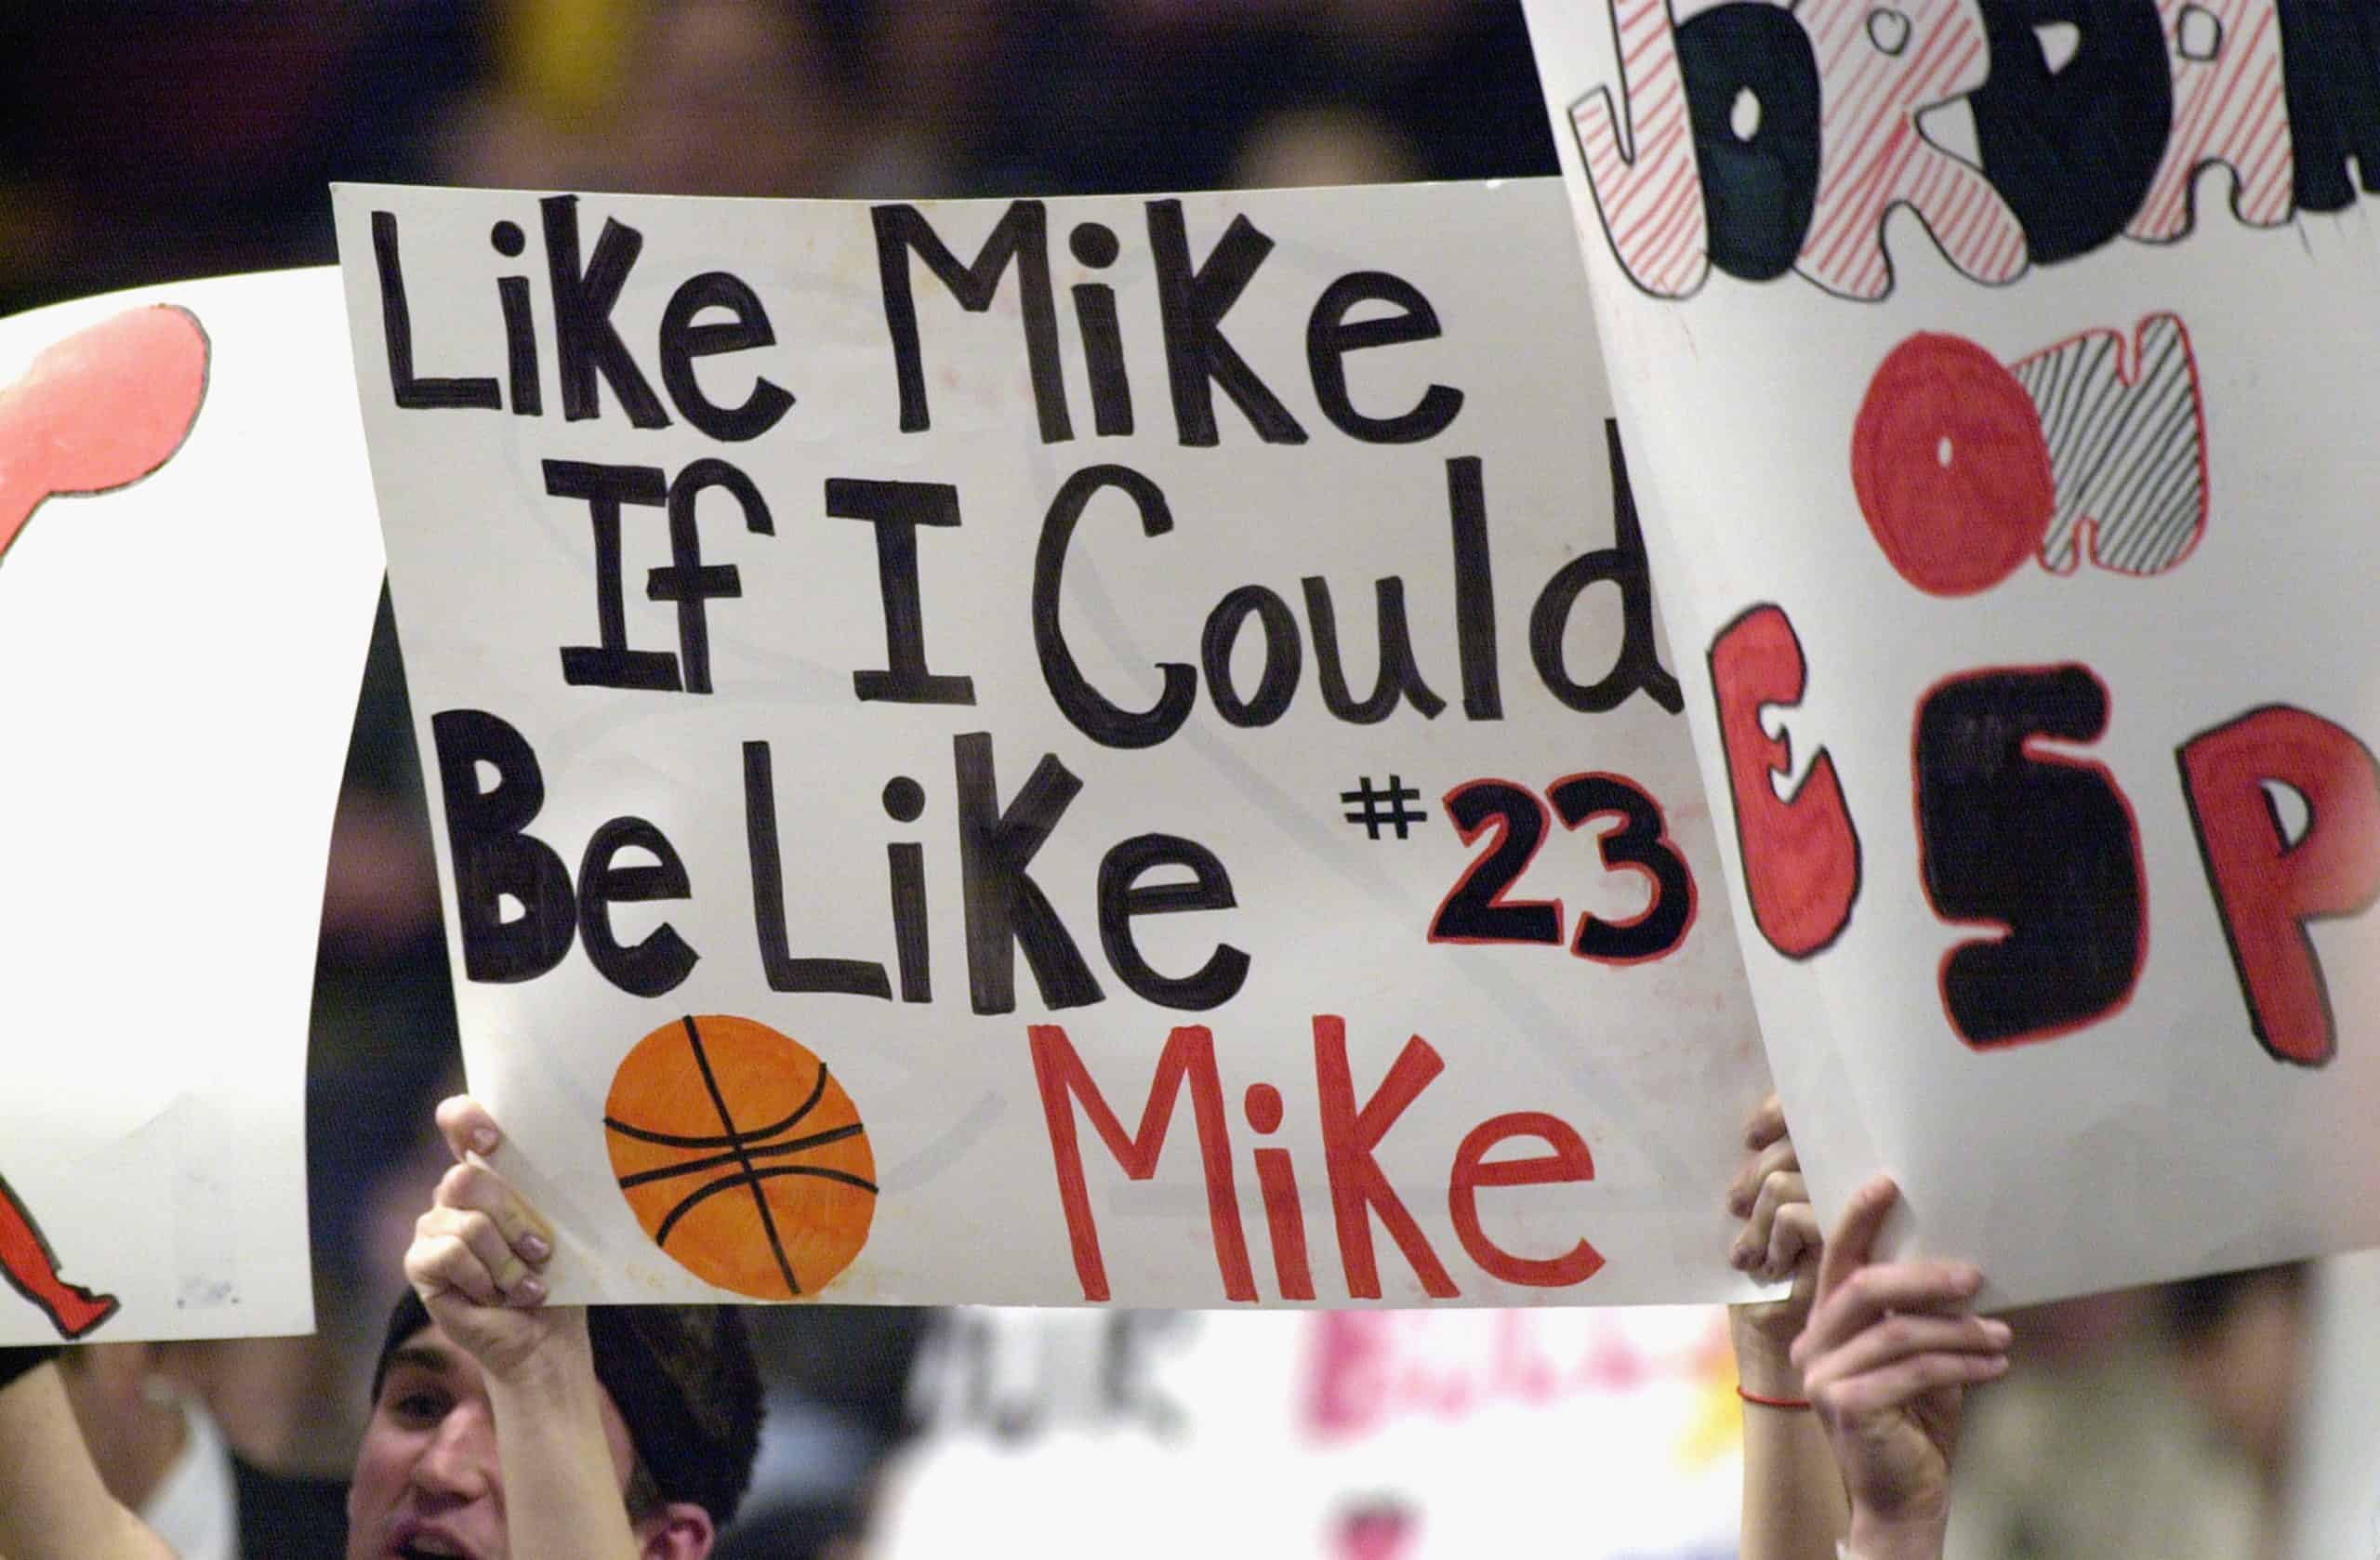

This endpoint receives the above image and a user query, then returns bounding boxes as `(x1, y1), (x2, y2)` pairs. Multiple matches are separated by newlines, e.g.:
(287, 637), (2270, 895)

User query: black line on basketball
(680, 1014), (801, 1297)
(654, 1166), (881, 1248)
(602, 1060), (830, 1149)
(615, 1123), (867, 1190)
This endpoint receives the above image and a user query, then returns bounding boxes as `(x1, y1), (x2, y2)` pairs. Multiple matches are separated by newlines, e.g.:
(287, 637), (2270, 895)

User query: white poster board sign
(1521, 0), (2380, 1302)
(333, 178), (1771, 1307)
(879, 1306), (1740, 1560)
(0, 270), (384, 1344)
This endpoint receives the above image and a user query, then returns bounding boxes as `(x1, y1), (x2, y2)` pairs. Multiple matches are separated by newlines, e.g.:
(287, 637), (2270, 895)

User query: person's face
(344, 1324), (641, 1560)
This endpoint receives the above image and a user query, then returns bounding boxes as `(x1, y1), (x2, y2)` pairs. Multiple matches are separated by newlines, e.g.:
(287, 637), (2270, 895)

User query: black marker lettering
(657, 271), (795, 442)
(651, 458), (772, 695)
(371, 211), (500, 411)
(430, 709), (575, 983)
(954, 733), (1102, 1015)
(744, 740), (892, 999)
(1034, 465), (1196, 749)
(828, 478), (977, 706)
(547, 459), (679, 692)
(541, 194), (669, 428)
(1145, 200), (1305, 447)
(1097, 834), (1249, 1011)
(577, 816), (698, 998)
(873, 201), (1070, 443)
(1304, 271), (1462, 443)
(1302, 575), (1446, 724)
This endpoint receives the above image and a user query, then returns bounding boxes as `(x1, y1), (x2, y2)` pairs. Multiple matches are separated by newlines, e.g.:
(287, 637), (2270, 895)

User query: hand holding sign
(1791, 1179), (2008, 1560)
(1726, 1093), (1819, 1398)
(0, 304), (208, 563)
(406, 1097), (562, 1376)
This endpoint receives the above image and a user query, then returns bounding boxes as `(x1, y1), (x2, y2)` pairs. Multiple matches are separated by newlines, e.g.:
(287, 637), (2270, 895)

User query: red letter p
(2178, 706), (2380, 1066)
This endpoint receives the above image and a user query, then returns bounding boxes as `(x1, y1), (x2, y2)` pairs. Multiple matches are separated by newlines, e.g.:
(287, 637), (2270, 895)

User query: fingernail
(1983, 1319), (2013, 1343)
(520, 1234), (551, 1263)
(472, 1127), (499, 1154)
(1955, 1264), (1984, 1289)
(515, 1276), (547, 1304)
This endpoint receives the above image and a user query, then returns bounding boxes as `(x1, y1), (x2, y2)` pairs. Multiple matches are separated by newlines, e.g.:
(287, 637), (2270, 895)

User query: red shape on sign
(1707, 603), (1861, 958)
(2179, 706), (2380, 1066)
(2, 1173), (118, 1339)
(0, 304), (210, 562)
(1851, 331), (2054, 598)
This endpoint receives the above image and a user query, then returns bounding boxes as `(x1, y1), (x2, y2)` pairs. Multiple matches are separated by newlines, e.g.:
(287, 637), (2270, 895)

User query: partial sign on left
(0, 270), (385, 1344)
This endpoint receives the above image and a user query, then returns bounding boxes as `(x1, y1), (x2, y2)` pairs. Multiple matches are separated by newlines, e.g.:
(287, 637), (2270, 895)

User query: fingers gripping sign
(1792, 1178), (2011, 1559)
(1726, 1095), (1852, 1560)
(405, 1098), (563, 1376)
(1728, 1093), (1819, 1288)
(417, 1162), (550, 1306)
(1726, 1092), (1822, 1398)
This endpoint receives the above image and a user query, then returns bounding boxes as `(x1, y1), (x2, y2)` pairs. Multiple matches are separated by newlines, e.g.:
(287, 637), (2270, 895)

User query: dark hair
(372, 1291), (764, 1527)
(2165, 1261), (2309, 1341)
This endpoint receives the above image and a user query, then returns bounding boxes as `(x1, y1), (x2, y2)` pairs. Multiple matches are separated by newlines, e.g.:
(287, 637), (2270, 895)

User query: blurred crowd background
(0, 0), (1556, 315)
(0, 4), (2319, 1558)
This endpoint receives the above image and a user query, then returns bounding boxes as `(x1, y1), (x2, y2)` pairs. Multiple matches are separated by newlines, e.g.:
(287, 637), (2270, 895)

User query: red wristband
(1737, 1385), (1811, 1409)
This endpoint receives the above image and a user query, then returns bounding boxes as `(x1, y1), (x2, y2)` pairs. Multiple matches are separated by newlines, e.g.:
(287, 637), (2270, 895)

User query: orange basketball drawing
(603, 1015), (876, 1300)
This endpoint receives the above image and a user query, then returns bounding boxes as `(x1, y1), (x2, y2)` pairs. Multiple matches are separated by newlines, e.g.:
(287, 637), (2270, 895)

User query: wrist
(1726, 1308), (1805, 1401)
(478, 1307), (599, 1400)
(1845, 1506), (1949, 1560)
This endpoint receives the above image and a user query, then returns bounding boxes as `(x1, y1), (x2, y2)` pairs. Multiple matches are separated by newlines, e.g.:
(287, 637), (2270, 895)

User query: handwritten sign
(1522, 0), (2380, 1302)
(332, 178), (1771, 1307)
(879, 1306), (1741, 1560)
(0, 270), (383, 1344)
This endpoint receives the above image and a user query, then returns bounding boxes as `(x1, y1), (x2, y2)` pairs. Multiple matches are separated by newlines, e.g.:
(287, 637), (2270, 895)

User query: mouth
(392, 1532), (478, 1560)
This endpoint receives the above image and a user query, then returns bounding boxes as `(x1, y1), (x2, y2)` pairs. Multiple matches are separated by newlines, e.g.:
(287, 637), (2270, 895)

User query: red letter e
(1448, 1113), (1603, 1289)
(1708, 603), (1861, 957)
